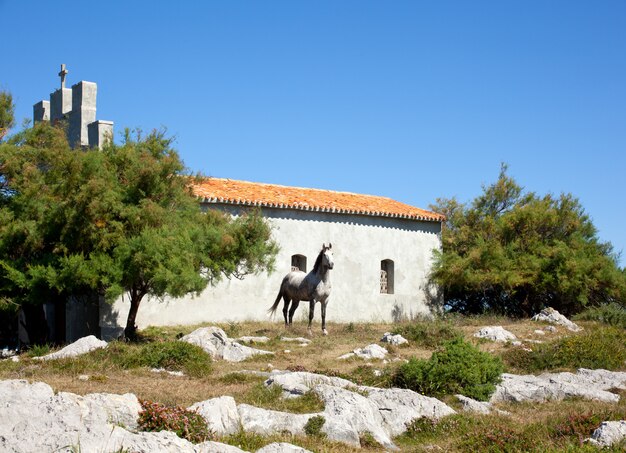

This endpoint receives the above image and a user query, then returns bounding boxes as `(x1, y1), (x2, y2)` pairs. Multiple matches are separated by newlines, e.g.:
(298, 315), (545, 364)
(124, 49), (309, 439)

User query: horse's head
(322, 243), (334, 270)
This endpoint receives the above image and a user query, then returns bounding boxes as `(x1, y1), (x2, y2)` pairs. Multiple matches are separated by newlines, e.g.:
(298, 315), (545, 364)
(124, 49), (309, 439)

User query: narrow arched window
(380, 259), (394, 294)
(291, 254), (307, 272)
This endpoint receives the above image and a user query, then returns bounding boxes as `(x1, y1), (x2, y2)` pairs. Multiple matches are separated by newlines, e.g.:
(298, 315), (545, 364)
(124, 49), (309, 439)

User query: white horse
(269, 243), (334, 335)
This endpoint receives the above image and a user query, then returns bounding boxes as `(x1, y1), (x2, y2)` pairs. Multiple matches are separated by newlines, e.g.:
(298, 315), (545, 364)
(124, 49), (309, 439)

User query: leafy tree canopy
(0, 91), (15, 142)
(0, 121), (278, 339)
(430, 164), (625, 317)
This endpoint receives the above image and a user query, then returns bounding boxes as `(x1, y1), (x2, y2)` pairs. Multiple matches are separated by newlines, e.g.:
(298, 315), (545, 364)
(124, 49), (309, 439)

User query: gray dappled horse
(268, 243), (334, 335)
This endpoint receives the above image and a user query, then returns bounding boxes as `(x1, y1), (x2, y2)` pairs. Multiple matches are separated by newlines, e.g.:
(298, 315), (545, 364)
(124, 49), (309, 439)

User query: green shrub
(304, 415), (326, 437)
(393, 320), (462, 348)
(574, 303), (626, 329)
(502, 327), (626, 373)
(27, 343), (51, 357)
(393, 337), (504, 401)
(138, 399), (211, 443)
(135, 341), (212, 377)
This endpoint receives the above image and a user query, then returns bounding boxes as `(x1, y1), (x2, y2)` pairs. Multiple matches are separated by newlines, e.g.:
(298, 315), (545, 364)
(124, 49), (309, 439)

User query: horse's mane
(312, 248), (324, 273)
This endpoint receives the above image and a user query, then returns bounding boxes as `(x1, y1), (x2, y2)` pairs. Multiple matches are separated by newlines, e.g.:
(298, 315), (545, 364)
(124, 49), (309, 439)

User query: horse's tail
(268, 290), (283, 316)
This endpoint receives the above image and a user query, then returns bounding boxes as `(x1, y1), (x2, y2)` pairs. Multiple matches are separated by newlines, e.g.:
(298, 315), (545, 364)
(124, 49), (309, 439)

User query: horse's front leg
(288, 300), (300, 326)
(282, 297), (290, 327)
(307, 300), (316, 336)
(321, 299), (328, 335)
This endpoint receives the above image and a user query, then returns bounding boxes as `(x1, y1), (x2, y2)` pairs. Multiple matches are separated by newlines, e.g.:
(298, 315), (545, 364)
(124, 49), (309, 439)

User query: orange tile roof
(191, 178), (444, 222)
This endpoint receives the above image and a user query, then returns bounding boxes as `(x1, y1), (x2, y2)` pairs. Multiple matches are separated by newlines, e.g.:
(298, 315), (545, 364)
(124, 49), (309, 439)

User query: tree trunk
(124, 287), (144, 341)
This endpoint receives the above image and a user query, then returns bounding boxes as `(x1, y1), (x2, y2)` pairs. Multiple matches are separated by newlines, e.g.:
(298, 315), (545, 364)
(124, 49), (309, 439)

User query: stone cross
(58, 64), (68, 89)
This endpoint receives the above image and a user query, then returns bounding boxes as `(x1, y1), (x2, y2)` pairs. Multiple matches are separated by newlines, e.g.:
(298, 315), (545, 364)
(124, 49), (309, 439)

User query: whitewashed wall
(101, 205), (441, 337)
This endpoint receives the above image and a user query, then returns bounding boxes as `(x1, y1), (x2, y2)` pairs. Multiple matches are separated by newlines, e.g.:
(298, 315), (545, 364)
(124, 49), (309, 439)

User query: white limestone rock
(381, 332), (409, 345)
(456, 394), (510, 416)
(238, 404), (316, 436)
(339, 344), (388, 360)
(0, 380), (142, 453)
(365, 387), (456, 436)
(189, 396), (240, 436)
(473, 326), (517, 343)
(256, 442), (314, 453)
(586, 421), (626, 448)
(197, 441), (247, 452)
(1, 348), (16, 358)
(104, 426), (199, 452)
(265, 371), (356, 397)
(314, 384), (398, 450)
(532, 307), (581, 332)
(181, 327), (273, 362)
(490, 369), (626, 404)
(35, 335), (107, 360)
(281, 336), (311, 344)
(238, 336), (270, 344)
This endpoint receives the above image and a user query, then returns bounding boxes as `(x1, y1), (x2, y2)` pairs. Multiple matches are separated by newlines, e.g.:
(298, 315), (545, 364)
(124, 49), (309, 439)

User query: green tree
(430, 164), (625, 316)
(0, 122), (278, 340)
(0, 91), (15, 142)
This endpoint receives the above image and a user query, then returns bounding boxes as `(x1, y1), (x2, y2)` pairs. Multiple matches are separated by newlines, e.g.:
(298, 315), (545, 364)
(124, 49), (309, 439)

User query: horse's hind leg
(321, 300), (328, 335)
(307, 300), (316, 336)
(282, 297), (290, 327)
(288, 300), (300, 326)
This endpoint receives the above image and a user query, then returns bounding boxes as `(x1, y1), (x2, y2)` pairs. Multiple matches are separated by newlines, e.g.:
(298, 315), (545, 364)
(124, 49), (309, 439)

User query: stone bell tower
(33, 64), (114, 148)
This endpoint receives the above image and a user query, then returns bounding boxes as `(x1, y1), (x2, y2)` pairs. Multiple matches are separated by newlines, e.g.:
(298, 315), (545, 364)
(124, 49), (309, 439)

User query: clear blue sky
(2, 1), (625, 265)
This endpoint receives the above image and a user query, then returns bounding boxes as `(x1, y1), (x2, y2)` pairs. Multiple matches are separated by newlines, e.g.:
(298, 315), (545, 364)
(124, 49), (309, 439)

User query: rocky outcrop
(381, 332), (408, 345)
(256, 443), (313, 453)
(585, 421), (626, 448)
(490, 369), (626, 404)
(456, 395), (510, 416)
(338, 343), (388, 360)
(264, 371), (456, 449)
(474, 326), (517, 343)
(238, 404), (316, 436)
(180, 327), (273, 362)
(189, 396), (240, 436)
(34, 335), (108, 360)
(532, 307), (581, 332)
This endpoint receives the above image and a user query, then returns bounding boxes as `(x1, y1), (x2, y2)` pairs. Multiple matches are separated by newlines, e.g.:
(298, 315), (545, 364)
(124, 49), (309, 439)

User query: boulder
(456, 395), (510, 416)
(256, 442), (313, 453)
(473, 326), (517, 343)
(0, 380), (142, 453)
(490, 369), (626, 404)
(338, 344), (388, 360)
(237, 404), (316, 436)
(189, 396), (240, 436)
(265, 371), (356, 397)
(197, 441), (247, 452)
(35, 335), (107, 360)
(365, 387), (456, 436)
(532, 307), (581, 332)
(314, 384), (398, 450)
(585, 421), (626, 448)
(381, 332), (408, 345)
(180, 327), (273, 362)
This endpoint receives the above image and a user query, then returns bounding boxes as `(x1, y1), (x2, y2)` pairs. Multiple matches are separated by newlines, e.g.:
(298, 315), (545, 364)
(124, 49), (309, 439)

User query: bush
(502, 327), (626, 373)
(304, 415), (326, 437)
(574, 303), (626, 329)
(138, 399), (211, 443)
(393, 320), (462, 348)
(135, 341), (212, 377)
(393, 337), (504, 401)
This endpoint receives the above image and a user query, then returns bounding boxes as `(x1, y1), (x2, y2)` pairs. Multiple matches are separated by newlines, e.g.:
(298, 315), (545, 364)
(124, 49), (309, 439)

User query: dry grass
(1, 317), (625, 452)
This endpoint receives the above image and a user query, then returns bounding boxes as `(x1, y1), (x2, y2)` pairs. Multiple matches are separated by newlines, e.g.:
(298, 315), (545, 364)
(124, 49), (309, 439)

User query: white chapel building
(101, 178), (444, 337)
(29, 67), (444, 341)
